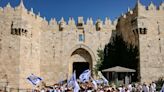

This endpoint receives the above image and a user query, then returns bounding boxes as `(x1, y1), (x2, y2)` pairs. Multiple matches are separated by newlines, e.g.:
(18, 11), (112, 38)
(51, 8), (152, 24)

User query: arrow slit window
(79, 34), (84, 42)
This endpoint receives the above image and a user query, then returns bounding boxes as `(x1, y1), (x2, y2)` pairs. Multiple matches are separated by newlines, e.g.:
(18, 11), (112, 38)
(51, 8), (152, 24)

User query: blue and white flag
(67, 71), (80, 92)
(79, 69), (91, 83)
(160, 83), (164, 92)
(98, 71), (108, 85)
(27, 74), (42, 85)
(95, 79), (103, 84)
(73, 78), (80, 92)
(67, 71), (76, 88)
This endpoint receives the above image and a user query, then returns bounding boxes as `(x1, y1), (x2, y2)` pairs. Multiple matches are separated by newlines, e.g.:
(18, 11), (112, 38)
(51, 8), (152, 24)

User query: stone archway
(68, 44), (96, 78)
(71, 48), (91, 77)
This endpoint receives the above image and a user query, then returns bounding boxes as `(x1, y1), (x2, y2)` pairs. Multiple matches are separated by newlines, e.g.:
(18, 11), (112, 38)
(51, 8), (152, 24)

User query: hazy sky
(0, 0), (163, 22)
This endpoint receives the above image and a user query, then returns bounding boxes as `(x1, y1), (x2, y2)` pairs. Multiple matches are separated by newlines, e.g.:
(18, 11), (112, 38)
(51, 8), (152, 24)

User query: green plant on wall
(94, 48), (104, 76)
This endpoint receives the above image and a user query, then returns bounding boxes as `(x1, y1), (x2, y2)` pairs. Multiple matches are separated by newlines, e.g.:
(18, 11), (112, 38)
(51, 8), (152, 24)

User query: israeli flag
(98, 71), (108, 85)
(73, 78), (80, 92)
(27, 74), (42, 85)
(67, 71), (76, 88)
(79, 69), (91, 83)
(102, 77), (108, 85)
(67, 71), (80, 92)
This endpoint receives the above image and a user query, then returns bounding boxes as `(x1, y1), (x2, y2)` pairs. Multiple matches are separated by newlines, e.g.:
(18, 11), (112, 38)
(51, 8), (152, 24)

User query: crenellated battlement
(119, 0), (164, 21)
(0, 0), (47, 24)
(136, 0), (164, 11)
(2, 0), (164, 33)
(48, 16), (117, 29)
(0, 0), (117, 32)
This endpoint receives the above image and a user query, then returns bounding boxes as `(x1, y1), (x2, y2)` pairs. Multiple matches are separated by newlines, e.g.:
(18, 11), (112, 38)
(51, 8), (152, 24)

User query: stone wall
(117, 1), (164, 83)
(138, 4), (164, 82)
(2, 0), (164, 89)
(0, 1), (115, 89)
(40, 17), (114, 85)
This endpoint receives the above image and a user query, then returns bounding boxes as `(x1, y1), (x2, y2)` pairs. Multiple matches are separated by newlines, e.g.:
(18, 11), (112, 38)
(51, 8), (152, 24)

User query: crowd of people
(26, 70), (163, 92)
(33, 81), (158, 92)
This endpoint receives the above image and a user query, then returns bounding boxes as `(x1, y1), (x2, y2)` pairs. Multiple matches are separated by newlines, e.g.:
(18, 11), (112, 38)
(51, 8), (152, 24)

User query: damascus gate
(1, 0), (164, 90)
(0, 0), (116, 89)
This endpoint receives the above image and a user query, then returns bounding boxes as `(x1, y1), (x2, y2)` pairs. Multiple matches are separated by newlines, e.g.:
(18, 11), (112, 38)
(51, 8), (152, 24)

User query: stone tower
(0, 0), (45, 89)
(116, 0), (164, 83)
(0, 0), (116, 89)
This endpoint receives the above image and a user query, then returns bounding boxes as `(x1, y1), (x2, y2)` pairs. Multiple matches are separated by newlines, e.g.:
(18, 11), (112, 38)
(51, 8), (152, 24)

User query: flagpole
(66, 73), (68, 85)
(74, 70), (76, 79)
(32, 85), (35, 92)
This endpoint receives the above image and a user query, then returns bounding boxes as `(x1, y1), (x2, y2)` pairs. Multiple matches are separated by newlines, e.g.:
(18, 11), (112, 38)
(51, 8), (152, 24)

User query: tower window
(79, 34), (84, 42)
(77, 23), (83, 27)
(143, 28), (147, 34)
(11, 22), (28, 36)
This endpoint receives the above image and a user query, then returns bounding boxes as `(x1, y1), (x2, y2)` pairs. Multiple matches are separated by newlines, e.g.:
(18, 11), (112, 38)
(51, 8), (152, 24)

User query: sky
(0, 0), (163, 22)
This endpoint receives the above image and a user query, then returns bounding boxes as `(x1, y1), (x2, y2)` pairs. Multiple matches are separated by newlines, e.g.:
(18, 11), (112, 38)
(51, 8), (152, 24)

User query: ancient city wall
(117, 1), (164, 83)
(137, 2), (164, 83)
(0, 1), (116, 89)
(2, 0), (164, 89)
(40, 17), (116, 85)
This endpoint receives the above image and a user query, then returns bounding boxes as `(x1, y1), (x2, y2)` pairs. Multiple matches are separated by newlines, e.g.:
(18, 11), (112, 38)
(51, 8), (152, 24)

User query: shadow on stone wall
(100, 33), (139, 82)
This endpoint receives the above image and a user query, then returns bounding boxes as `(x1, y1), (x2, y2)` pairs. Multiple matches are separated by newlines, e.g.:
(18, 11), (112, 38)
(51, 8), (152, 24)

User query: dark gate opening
(73, 62), (89, 78)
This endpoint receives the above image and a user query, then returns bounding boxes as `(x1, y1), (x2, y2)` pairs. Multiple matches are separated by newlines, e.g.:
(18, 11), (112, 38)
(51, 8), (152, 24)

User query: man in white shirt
(40, 88), (45, 92)
(128, 84), (132, 92)
(142, 83), (149, 92)
(118, 85), (123, 92)
(149, 83), (154, 92)
(152, 82), (156, 92)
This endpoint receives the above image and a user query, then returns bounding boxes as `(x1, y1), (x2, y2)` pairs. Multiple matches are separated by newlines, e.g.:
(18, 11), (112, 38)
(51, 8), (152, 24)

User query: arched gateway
(68, 44), (96, 78)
